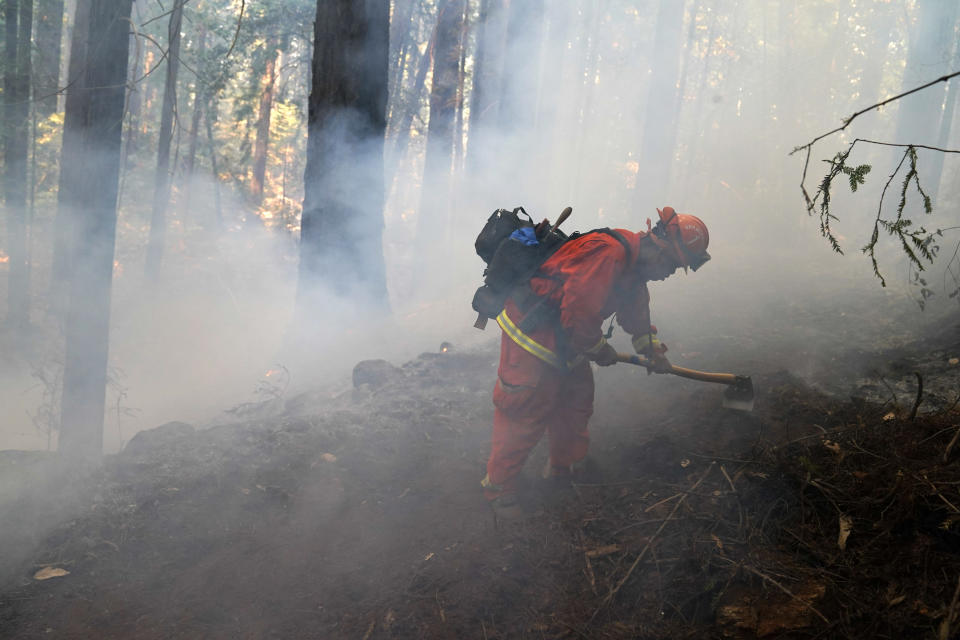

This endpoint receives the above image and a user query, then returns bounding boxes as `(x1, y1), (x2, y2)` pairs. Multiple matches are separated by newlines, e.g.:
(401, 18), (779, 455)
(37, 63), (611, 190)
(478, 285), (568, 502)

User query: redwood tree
(415, 0), (466, 253)
(298, 0), (389, 310)
(3, 0), (33, 330)
(58, 0), (134, 459)
(145, 0), (185, 281)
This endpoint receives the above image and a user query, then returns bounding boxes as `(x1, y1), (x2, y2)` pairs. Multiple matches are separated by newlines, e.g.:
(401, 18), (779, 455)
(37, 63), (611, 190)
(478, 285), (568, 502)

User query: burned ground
(2, 293), (960, 638)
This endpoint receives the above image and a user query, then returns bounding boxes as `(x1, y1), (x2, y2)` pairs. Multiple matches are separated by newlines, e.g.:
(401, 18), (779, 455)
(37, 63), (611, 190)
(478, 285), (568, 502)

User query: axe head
(722, 376), (754, 412)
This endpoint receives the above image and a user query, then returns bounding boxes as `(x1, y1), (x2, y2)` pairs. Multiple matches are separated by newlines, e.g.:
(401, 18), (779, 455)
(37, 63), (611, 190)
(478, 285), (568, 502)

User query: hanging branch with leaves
(791, 72), (960, 292)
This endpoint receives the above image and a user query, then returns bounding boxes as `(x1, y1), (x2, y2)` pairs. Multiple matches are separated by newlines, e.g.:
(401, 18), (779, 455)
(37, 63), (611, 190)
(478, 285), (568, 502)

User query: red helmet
(649, 207), (710, 272)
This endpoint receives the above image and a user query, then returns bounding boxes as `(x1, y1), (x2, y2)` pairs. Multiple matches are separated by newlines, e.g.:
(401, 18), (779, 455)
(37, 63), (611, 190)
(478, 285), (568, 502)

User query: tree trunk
(205, 106), (223, 230)
(415, 0), (466, 254)
(389, 0), (417, 102)
(50, 0), (91, 300)
(185, 26), (208, 179)
(251, 44), (279, 204)
(34, 0), (65, 119)
(145, 0), (185, 282)
(930, 24), (960, 203)
(886, 1), (958, 210)
(465, 0), (506, 175)
(386, 9), (437, 191)
(4, 0), (33, 330)
(633, 0), (685, 207)
(298, 0), (390, 310)
(498, 0), (543, 135)
(59, 0), (134, 460)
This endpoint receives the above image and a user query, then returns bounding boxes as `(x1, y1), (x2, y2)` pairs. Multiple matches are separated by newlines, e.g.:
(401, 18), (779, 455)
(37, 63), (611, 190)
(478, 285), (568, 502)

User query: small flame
(265, 368), (282, 377)
(0, 252), (8, 264)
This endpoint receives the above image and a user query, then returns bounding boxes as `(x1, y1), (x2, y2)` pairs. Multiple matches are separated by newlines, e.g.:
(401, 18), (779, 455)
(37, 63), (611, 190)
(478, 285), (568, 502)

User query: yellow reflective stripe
(632, 332), (661, 352)
(584, 337), (608, 355)
(496, 310), (565, 369)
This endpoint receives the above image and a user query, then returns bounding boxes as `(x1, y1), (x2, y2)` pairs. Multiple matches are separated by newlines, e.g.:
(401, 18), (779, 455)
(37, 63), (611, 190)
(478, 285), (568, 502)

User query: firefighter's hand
(649, 350), (672, 374)
(592, 343), (619, 367)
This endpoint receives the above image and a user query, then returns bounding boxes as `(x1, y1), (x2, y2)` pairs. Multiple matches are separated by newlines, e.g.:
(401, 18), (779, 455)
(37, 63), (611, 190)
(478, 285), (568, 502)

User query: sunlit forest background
(2, 0), (960, 453)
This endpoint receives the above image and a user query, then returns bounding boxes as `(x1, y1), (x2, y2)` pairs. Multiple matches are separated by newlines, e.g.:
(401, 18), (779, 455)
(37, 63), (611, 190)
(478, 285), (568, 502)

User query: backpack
(471, 207), (571, 329)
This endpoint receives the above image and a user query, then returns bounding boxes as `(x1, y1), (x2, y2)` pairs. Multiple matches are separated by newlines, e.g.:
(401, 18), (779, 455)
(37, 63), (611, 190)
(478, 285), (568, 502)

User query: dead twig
(919, 473), (960, 514)
(644, 492), (683, 513)
(940, 574), (960, 640)
(588, 462), (716, 625)
(720, 465), (737, 494)
(738, 562), (830, 625)
(944, 427), (960, 464)
(909, 372), (924, 420)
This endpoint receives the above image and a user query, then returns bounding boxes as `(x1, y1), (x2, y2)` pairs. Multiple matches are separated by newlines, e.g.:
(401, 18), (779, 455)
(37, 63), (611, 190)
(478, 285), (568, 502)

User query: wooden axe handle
(616, 353), (739, 386)
(552, 206), (573, 231)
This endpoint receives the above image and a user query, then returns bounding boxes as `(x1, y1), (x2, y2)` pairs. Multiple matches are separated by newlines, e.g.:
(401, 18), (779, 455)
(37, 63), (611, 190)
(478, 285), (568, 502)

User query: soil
(3, 287), (960, 638)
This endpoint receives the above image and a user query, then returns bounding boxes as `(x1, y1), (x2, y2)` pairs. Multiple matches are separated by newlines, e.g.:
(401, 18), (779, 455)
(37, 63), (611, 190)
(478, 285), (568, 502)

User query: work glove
(648, 349), (672, 374)
(632, 326), (671, 374)
(592, 342), (619, 367)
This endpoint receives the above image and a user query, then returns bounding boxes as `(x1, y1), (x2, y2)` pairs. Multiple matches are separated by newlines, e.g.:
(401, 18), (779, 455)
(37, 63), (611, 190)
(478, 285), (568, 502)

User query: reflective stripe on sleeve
(632, 332), (661, 353)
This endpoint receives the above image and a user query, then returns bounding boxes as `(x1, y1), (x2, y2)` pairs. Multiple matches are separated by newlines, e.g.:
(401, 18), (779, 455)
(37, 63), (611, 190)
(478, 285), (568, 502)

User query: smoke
(2, 0), (958, 458)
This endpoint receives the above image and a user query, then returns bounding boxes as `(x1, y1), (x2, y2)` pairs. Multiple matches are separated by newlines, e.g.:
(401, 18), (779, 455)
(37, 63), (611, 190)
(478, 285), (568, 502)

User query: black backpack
(471, 207), (572, 329)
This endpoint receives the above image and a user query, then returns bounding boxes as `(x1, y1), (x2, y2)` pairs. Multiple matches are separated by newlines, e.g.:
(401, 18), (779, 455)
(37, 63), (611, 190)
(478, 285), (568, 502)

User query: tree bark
(633, 0), (685, 207)
(185, 26), (208, 179)
(298, 0), (389, 310)
(888, 1), (958, 207)
(415, 0), (466, 253)
(50, 0), (91, 300)
(251, 43), (279, 204)
(466, 0), (506, 175)
(145, 0), (185, 282)
(34, 0), (65, 119)
(386, 10), (437, 191)
(4, 0), (33, 330)
(58, 0), (134, 460)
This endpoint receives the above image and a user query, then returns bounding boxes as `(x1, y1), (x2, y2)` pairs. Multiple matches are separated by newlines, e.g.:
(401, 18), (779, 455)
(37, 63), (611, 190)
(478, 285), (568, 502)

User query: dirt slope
(2, 303), (960, 638)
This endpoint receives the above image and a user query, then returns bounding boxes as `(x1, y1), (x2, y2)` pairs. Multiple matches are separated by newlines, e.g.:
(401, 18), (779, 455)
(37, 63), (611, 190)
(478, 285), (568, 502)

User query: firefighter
(481, 207), (710, 514)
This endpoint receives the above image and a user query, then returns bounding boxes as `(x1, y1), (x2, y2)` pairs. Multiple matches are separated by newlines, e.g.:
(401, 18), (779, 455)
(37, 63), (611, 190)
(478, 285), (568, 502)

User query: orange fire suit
(484, 229), (659, 498)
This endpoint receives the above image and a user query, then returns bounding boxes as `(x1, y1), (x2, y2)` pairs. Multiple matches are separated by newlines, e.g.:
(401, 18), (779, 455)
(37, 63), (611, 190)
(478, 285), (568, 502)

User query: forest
(2, 0), (960, 638)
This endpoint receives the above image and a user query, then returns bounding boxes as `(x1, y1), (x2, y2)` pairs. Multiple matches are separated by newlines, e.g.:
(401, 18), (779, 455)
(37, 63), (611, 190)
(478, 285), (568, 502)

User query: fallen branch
(909, 372), (924, 420)
(737, 562), (830, 625)
(940, 574), (960, 640)
(945, 427), (960, 463)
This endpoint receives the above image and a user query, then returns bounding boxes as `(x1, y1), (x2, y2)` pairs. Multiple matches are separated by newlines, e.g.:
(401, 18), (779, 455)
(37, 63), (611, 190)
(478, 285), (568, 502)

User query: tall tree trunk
(930, 24), (960, 204)
(633, 0), (685, 207)
(59, 0), (134, 460)
(465, 0), (506, 175)
(145, 0), (184, 282)
(415, 0), (466, 254)
(34, 0), (65, 119)
(50, 0), (91, 301)
(180, 27), (208, 225)
(386, 11), (437, 191)
(496, 0), (544, 194)
(453, 5), (468, 176)
(4, 0), (33, 330)
(498, 0), (543, 135)
(251, 44), (279, 204)
(298, 0), (389, 311)
(893, 1), (958, 147)
(185, 26), (208, 179)
(389, 0), (417, 102)
(886, 1), (958, 211)
(205, 107), (223, 230)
